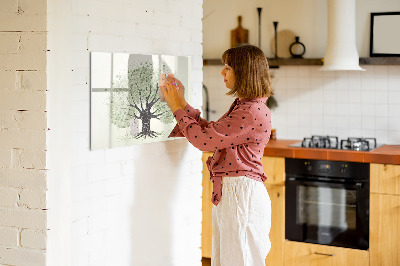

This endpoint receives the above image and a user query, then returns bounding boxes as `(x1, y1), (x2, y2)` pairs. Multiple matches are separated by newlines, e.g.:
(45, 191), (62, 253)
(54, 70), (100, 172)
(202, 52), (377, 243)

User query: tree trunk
(142, 118), (151, 134)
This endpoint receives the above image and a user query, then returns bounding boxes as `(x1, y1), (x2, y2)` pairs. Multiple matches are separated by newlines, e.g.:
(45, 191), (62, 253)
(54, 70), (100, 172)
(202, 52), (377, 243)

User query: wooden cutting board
(231, 16), (249, 48)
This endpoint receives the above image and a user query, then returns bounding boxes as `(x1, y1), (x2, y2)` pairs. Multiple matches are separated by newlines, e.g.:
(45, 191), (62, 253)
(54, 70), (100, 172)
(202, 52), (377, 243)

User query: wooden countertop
(263, 139), (400, 165)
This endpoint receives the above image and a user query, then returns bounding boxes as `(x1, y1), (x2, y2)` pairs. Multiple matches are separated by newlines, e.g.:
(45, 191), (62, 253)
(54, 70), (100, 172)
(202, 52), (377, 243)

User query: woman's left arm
(172, 107), (260, 152)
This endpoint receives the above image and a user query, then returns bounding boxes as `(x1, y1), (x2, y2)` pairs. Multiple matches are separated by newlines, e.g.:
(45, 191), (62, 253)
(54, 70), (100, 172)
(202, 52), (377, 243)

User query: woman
(161, 44), (273, 266)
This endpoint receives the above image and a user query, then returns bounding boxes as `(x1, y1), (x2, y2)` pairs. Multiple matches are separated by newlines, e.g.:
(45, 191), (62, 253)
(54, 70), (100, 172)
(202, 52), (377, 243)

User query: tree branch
(152, 110), (169, 118)
(138, 90), (144, 111)
(147, 84), (159, 108)
(124, 112), (139, 120)
(129, 102), (142, 114)
(152, 106), (163, 115)
(145, 84), (153, 107)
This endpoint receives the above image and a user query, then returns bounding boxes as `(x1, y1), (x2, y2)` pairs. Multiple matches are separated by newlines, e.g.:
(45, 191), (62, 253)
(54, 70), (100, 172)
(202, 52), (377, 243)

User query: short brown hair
(221, 44), (273, 99)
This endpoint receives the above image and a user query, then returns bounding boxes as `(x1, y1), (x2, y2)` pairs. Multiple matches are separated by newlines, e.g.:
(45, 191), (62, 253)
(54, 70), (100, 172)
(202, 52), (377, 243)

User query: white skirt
(212, 176), (271, 266)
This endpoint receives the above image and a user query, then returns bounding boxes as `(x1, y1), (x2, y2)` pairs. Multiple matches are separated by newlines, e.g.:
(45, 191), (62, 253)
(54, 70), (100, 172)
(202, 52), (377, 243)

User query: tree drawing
(110, 58), (174, 139)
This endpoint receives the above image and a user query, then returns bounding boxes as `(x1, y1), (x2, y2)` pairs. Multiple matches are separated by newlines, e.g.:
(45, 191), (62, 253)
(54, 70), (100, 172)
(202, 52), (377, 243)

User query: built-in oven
(285, 158), (370, 250)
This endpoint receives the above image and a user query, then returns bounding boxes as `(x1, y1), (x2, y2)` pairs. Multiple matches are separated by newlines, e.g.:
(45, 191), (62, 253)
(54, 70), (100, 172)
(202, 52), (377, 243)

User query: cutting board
(231, 16), (249, 48)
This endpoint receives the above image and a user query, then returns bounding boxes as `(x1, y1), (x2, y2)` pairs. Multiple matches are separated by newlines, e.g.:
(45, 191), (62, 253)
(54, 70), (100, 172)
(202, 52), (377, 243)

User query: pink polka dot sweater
(169, 97), (272, 206)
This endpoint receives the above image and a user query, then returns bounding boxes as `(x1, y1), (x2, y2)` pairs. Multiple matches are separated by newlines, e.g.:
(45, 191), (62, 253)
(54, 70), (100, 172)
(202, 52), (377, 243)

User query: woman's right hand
(167, 74), (187, 108)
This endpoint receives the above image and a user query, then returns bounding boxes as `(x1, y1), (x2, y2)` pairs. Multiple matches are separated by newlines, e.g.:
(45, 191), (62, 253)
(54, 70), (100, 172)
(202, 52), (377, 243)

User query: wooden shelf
(359, 57), (400, 65)
(203, 57), (400, 67)
(203, 58), (323, 67)
(268, 58), (323, 67)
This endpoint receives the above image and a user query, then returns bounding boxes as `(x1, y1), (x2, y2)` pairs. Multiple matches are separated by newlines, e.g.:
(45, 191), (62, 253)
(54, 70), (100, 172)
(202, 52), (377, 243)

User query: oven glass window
(297, 186), (356, 230)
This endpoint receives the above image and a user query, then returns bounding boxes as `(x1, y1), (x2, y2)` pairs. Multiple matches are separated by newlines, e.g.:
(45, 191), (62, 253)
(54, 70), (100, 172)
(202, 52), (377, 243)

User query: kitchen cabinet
(201, 154), (286, 266)
(202, 152), (213, 258)
(202, 156), (400, 265)
(261, 156), (285, 266)
(284, 241), (369, 266)
(261, 156), (285, 186)
(264, 184), (284, 266)
(370, 163), (400, 195)
(370, 163), (400, 266)
(370, 193), (400, 266)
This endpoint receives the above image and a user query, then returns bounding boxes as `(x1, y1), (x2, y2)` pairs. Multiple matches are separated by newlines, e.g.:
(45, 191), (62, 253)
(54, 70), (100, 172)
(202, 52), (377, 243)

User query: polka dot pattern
(169, 97), (272, 206)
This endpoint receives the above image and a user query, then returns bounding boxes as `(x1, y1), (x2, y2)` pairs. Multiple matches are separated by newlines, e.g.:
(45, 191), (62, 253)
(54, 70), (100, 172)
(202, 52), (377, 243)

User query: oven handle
(286, 177), (364, 189)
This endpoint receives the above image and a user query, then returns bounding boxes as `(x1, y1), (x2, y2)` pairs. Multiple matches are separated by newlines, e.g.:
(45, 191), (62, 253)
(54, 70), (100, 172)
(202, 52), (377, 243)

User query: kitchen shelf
(203, 58), (323, 68)
(203, 57), (400, 67)
(359, 57), (400, 65)
(268, 58), (323, 67)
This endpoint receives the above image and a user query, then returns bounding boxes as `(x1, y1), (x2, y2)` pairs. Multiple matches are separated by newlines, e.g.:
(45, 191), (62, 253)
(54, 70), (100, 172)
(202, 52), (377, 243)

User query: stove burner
(295, 136), (378, 151)
(301, 135), (339, 149)
(340, 137), (377, 151)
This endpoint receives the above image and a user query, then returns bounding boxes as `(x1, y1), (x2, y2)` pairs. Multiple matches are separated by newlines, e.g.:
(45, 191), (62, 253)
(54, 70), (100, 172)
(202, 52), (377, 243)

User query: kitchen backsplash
(203, 65), (400, 144)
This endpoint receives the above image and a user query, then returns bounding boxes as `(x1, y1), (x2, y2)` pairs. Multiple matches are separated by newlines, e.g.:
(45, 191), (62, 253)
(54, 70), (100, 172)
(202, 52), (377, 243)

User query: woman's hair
(221, 44), (273, 99)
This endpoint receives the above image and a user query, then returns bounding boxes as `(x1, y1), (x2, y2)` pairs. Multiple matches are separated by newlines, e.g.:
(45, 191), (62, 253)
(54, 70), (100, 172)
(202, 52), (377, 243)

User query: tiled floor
(202, 257), (211, 266)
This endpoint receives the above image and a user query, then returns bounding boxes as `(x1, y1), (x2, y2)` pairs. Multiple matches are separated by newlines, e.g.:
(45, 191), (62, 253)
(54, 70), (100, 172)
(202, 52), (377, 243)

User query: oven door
(285, 177), (369, 250)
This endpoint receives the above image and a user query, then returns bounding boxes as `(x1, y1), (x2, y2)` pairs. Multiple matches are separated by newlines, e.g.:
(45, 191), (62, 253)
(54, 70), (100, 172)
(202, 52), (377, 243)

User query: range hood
(320, 0), (365, 71)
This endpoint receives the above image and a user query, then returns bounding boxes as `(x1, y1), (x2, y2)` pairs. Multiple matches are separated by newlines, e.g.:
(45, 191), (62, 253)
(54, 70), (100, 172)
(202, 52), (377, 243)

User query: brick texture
(21, 229), (46, 249)
(0, 208), (46, 230)
(19, 189), (47, 209)
(0, 227), (19, 247)
(46, 0), (203, 265)
(0, 247), (46, 266)
(0, 187), (19, 208)
(0, 0), (47, 264)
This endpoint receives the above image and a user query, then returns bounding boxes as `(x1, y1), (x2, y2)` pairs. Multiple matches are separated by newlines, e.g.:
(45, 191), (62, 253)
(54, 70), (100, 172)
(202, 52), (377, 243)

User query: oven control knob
(304, 162), (312, 171)
(340, 164), (347, 174)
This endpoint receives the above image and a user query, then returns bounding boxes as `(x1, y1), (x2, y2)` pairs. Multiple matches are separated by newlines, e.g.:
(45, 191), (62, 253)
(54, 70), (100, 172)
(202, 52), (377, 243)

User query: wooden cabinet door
(262, 156), (285, 186)
(370, 193), (400, 266)
(262, 157), (285, 265)
(202, 152), (213, 258)
(284, 241), (369, 266)
(370, 163), (400, 195)
(264, 184), (284, 266)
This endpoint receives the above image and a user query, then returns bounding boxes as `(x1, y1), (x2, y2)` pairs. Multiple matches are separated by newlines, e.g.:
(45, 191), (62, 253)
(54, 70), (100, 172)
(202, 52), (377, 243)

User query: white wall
(203, 0), (400, 145)
(0, 0), (48, 265)
(203, 0), (400, 58)
(271, 65), (400, 144)
(204, 64), (400, 145)
(47, 0), (203, 266)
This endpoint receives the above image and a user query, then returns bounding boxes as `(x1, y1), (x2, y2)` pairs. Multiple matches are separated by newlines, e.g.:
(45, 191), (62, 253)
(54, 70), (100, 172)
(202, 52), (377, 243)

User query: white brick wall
(0, 227), (19, 247)
(2, 0), (203, 264)
(47, 1), (203, 266)
(21, 229), (47, 250)
(0, 0), (48, 265)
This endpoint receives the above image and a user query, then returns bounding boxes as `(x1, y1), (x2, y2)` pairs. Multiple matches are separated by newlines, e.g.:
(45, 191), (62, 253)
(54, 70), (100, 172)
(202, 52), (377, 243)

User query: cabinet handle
(314, 252), (335, 257)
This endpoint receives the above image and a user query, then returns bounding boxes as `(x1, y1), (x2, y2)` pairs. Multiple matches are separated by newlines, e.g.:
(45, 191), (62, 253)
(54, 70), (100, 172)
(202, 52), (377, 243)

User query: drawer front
(284, 241), (369, 266)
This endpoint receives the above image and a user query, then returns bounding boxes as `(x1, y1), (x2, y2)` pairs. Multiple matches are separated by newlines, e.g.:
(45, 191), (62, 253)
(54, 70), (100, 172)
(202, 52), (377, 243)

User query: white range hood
(320, 0), (365, 71)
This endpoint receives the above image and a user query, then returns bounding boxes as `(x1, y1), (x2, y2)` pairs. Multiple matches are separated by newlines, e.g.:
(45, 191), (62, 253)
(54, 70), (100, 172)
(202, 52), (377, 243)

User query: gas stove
(289, 135), (381, 151)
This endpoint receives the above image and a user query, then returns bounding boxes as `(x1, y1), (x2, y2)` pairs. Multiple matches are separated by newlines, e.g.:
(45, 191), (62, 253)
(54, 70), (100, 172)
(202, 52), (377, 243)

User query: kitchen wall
(203, 0), (400, 58)
(203, 0), (400, 144)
